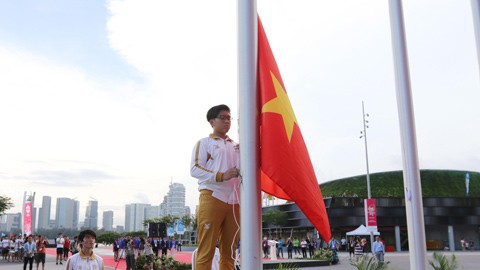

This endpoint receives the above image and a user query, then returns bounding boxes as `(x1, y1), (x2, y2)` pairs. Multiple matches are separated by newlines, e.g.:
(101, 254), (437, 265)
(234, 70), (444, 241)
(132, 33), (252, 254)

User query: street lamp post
(360, 101), (371, 199)
(359, 101), (374, 253)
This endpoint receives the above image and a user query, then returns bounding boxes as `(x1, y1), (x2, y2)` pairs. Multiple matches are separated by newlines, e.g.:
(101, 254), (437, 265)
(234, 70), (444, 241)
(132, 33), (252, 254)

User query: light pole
(359, 101), (374, 253)
(359, 101), (371, 199)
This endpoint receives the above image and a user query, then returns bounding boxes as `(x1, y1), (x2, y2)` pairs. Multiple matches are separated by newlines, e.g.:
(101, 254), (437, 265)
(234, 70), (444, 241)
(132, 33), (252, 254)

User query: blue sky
(1, 0), (479, 227)
(0, 0), (139, 80)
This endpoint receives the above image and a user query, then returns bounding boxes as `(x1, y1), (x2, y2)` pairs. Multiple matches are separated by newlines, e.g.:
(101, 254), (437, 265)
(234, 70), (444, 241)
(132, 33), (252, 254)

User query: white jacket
(191, 134), (240, 204)
(66, 250), (104, 270)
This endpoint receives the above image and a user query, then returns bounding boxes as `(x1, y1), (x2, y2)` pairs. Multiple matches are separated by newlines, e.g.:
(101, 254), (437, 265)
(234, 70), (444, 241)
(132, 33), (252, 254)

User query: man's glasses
(216, 115), (233, 121)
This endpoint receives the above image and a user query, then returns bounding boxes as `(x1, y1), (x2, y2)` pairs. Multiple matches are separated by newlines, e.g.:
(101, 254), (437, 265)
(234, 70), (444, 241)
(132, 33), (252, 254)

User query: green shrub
(311, 248), (333, 261)
(429, 252), (458, 270)
(160, 255), (191, 270)
(350, 255), (390, 270)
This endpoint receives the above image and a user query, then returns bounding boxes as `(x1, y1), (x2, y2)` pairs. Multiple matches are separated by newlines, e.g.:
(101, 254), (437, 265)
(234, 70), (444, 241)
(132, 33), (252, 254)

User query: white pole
(361, 101), (371, 199)
(237, 0), (261, 269)
(361, 101), (374, 253)
(388, 1), (427, 269)
(472, 0), (480, 71)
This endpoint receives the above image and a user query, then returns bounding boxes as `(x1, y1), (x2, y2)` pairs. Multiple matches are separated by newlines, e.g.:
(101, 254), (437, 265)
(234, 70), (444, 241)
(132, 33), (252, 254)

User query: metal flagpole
(472, 0), (480, 71)
(388, 1), (427, 269)
(237, 0), (262, 269)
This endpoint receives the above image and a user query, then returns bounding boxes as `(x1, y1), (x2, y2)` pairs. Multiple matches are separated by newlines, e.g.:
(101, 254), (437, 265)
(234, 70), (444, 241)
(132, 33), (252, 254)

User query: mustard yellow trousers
(195, 190), (240, 270)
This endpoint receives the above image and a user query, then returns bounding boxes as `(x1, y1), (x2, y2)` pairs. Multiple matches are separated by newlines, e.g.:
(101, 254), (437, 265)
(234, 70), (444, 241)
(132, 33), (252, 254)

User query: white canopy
(346, 225), (380, 236)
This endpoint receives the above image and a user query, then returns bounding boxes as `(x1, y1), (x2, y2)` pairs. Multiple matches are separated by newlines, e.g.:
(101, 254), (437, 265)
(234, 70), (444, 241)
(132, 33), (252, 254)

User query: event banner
(364, 198), (378, 232)
(24, 201), (32, 236)
(175, 221), (185, 235)
(167, 226), (175, 237)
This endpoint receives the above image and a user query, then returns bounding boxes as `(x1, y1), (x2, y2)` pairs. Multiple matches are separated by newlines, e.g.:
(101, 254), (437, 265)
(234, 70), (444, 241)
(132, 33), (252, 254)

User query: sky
(1, 0), (479, 228)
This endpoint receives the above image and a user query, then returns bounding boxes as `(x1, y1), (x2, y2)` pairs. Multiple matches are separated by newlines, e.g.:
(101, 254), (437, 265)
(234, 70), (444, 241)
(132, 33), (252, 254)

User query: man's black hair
(78, 229), (96, 242)
(206, 104), (230, 121)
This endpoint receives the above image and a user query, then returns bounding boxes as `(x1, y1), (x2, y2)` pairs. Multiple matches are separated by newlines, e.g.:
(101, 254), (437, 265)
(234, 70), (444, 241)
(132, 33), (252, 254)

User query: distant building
(102, 211), (114, 231)
(37, 196), (51, 229)
(145, 205), (160, 219)
(84, 200), (98, 229)
(0, 213), (21, 233)
(55, 198), (80, 229)
(125, 203), (150, 232)
(159, 183), (187, 217)
(38, 196), (52, 229)
(116, 225), (124, 233)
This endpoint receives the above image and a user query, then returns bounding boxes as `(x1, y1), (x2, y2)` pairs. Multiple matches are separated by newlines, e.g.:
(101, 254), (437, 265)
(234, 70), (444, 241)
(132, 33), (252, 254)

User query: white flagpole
(237, 0), (262, 269)
(388, 1), (427, 269)
(472, 0), (480, 71)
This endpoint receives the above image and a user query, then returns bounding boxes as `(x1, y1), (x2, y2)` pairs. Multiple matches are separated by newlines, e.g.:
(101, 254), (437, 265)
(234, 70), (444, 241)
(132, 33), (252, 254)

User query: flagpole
(472, 0), (480, 71)
(388, 1), (427, 269)
(237, 0), (261, 269)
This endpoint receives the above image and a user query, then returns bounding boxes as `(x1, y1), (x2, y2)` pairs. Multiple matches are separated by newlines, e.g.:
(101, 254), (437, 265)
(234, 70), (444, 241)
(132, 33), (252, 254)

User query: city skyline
(3, 182), (190, 231)
(1, 0), (479, 223)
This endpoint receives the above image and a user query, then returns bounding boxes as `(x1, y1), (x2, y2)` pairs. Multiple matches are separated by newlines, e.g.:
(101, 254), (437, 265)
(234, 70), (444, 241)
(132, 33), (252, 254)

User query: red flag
(258, 16), (331, 241)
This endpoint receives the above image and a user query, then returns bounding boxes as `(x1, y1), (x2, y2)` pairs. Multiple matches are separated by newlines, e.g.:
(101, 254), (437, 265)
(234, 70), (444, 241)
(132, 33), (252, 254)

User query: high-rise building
(84, 200), (98, 229)
(159, 183), (187, 217)
(55, 198), (79, 229)
(125, 203), (150, 232)
(0, 213), (21, 233)
(145, 205), (160, 219)
(37, 196), (51, 229)
(102, 211), (114, 231)
(73, 200), (80, 229)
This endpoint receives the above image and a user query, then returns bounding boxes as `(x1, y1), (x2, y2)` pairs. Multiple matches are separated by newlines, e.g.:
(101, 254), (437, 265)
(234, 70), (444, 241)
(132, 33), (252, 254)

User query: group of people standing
(113, 236), (180, 270)
(262, 236), (318, 260)
(0, 232), (81, 270)
(346, 235), (385, 263)
(1, 234), (49, 270)
(55, 233), (78, 265)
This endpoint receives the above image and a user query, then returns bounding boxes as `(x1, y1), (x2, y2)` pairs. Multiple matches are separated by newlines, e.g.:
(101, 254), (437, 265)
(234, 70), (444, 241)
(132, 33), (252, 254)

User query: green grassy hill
(319, 170), (480, 198)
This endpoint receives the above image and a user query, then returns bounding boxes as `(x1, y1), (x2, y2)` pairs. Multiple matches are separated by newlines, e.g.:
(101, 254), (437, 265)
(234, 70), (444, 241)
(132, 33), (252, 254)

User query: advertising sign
(364, 198), (377, 232)
(167, 226), (175, 237)
(24, 201), (32, 236)
(175, 221), (185, 235)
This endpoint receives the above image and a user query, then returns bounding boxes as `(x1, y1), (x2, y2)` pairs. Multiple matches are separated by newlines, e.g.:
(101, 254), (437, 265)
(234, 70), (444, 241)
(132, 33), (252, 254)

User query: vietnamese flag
(258, 16), (331, 241)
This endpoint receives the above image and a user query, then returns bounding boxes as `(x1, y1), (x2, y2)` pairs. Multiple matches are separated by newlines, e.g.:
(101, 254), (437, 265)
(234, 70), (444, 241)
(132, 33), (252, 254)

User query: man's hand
(222, 167), (239, 181)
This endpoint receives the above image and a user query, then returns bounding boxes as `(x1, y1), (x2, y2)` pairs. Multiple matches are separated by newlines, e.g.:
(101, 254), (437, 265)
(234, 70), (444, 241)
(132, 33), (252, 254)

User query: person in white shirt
(372, 236), (385, 262)
(1, 236), (10, 260)
(66, 229), (104, 270)
(191, 104), (240, 270)
(56, 233), (65, 265)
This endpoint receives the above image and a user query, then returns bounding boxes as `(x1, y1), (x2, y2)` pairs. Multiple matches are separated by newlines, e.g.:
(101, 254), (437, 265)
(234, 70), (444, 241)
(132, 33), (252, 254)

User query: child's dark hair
(78, 229), (96, 242)
(206, 104), (230, 121)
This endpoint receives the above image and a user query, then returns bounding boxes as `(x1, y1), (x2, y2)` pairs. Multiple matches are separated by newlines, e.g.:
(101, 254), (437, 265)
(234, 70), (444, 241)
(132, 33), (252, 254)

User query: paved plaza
(1, 248), (479, 270)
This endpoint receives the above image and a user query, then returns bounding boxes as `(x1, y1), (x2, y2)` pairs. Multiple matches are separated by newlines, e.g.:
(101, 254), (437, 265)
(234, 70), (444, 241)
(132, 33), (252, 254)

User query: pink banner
(364, 198), (378, 231)
(24, 201), (32, 236)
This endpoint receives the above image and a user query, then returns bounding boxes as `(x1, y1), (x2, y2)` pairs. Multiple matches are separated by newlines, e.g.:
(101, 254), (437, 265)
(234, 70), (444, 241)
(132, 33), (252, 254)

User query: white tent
(346, 225), (380, 236)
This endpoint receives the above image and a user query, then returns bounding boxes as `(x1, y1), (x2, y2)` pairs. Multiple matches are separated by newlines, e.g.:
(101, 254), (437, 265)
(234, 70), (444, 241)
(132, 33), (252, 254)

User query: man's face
(82, 235), (96, 249)
(210, 110), (231, 135)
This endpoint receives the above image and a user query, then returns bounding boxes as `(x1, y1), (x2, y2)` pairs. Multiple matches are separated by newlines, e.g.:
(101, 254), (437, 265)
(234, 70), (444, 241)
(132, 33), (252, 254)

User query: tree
(181, 214), (193, 228)
(143, 215), (179, 228)
(262, 209), (287, 228)
(262, 209), (288, 237)
(0, 196), (13, 217)
(96, 231), (121, 245)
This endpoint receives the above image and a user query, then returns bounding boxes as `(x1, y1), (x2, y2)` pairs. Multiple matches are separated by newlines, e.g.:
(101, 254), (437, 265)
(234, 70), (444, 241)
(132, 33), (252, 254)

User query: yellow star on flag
(261, 71), (298, 142)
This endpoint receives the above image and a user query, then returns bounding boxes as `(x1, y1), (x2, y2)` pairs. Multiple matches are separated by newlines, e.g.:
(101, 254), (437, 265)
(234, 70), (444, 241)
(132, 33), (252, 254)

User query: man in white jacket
(191, 104), (240, 270)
